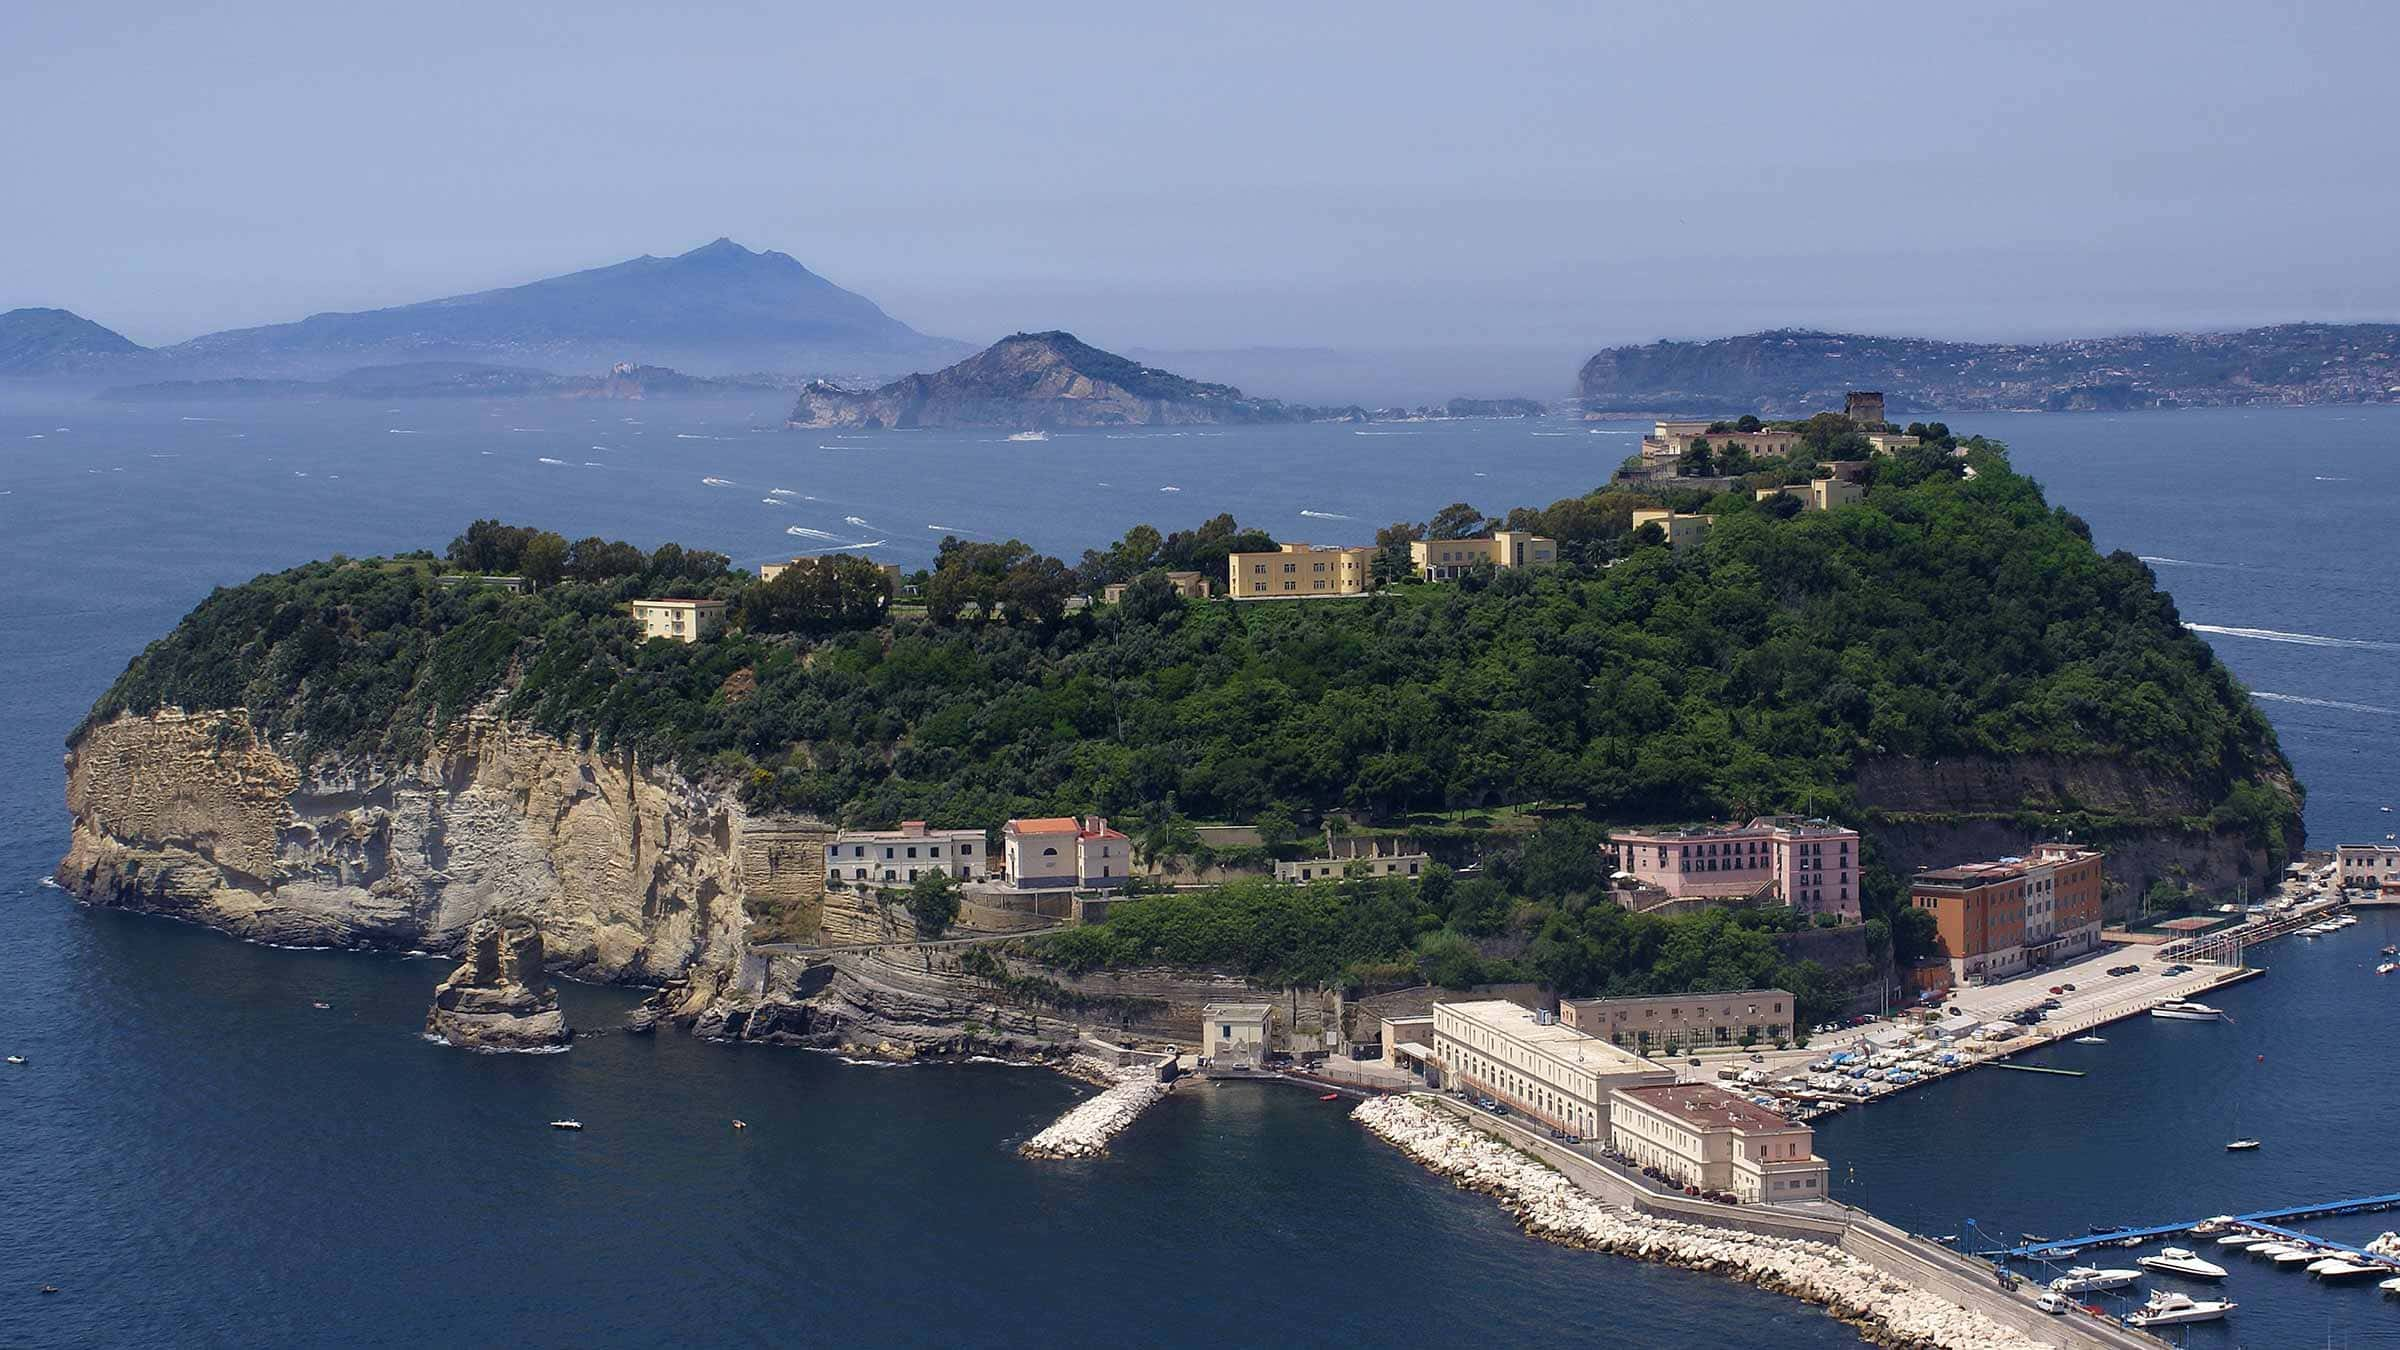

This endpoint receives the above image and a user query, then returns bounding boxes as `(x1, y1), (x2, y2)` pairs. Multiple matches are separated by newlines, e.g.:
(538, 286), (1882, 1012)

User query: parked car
(2048, 986), (2064, 995)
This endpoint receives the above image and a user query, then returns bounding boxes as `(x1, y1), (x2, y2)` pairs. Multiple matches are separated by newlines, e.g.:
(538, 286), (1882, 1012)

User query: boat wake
(2252, 692), (2400, 717)
(700, 476), (736, 487)
(2187, 623), (2400, 654)
(537, 457), (568, 466)
(785, 526), (844, 542)
(1299, 509), (1351, 520)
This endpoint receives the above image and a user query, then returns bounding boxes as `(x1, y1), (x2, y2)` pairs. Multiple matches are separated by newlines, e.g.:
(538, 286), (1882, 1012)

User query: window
(1042, 847), (1058, 857)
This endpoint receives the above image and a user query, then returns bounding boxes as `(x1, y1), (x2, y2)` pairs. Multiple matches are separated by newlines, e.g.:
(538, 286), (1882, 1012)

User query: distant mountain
(1577, 325), (2400, 415)
(97, 360), (780, 403)
(788, 331), (1356, 428)
(145, 240), (965, 379)
(0, 307), (145, 374)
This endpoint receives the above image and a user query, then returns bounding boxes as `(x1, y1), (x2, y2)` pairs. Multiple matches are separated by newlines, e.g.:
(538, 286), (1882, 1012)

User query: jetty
(1987, 1191), (2400, 1260)
(1990, 1063), (2084, 1077)
(1020, 1053), (1173, 1159)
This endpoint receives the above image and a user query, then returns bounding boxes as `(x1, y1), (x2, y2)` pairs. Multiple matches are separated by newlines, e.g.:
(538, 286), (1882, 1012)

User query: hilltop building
(1226, 542), (1375, 599)
(1002, 815), (1129, 890)
(1629, 509), (1716, 551)
(1844, 391), (1887, 427)
(1608, 817), (1861, 919)
(434, 574), (528, 594)
(1755, 477), (1866, 513)
(1101, 570), (1210, 604)
(627, 598), (727, 643)
(1559, 989), (1797, 1054)
(824, 821), (988, 886)
(1428, 999), (1674, 1137)
(1408, 530), (1557, 579)
(1608, 1083), (1829, 1204)
(760, 557), (904, 594)
(1640, 419), (1804, 462)
(1909, 842), (2105, 984)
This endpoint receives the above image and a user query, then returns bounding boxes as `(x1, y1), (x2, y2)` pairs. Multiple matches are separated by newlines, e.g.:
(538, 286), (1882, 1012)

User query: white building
(1202, 1003), (1274, 1069)
(1430, 1000), (1674, 1138)
(1608, 1082), (1830, 1204)
(1002, 816), (1130, 890)
(627, 598), (727, 643)
(823, 821), (988, 887)
(2336, 842), (2400, 890)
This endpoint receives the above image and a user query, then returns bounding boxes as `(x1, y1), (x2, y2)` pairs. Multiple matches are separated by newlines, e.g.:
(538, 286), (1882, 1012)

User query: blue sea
(1, 395), (2394, 1347)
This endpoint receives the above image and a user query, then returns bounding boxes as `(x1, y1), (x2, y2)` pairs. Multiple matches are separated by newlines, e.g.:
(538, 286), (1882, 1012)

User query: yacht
(1005, 430), (1050, 442)
(548, 1119), (583, 1130)
(2378, 962), (2397, 975)
(2073, 1034), (2107, 1044)
(2048, 1266), (2141, 1293)
(2215, 1233), (2266, 1249)
(2271, 1246), (2324, 1266)
(2363, 1231), (2400, 1260)
(2309, 1256), (2389, 1280)
(2380, 1274), (2400, 1294)
(2140, 1247), (2229, 1279)
(2127, 1291), (2236, 1327)
(2149, 1001), (2226, 1021)
(2225, 1137), (2261, 1151)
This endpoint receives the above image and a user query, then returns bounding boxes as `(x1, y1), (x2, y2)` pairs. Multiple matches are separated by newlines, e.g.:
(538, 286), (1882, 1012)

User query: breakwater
(1020, 1058), (1167, 1158)
(1356, 1094), (2088, 1350)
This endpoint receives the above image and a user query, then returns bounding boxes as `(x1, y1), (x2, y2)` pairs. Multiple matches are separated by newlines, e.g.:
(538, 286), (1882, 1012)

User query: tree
(1427, 502), (1487, 540)
(518, 532), (567, 589)
(740, 554), (890, 634)
(1119, 570), (1185, 625)
(1254, 804), (1300, 850)
(1734, 414), (1762, 433)
(446, 520), (541, 574)
(1372, 520), (1424, 584)
(904, 870), (962, 938)
(565, 536), (647, 584)
(1677, 440), (1716, 477)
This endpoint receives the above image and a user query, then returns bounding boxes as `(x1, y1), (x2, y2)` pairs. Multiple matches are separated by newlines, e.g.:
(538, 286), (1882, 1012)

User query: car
(2049, 986), (2064, 995)
(1749, 1053), (1765, 1062)
(1689, 1058), (1702, 1067)
(2062, 983), (2077, 991)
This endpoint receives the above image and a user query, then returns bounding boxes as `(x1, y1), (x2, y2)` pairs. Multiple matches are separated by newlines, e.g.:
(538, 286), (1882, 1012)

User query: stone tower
(1844, 391), (1886, 428)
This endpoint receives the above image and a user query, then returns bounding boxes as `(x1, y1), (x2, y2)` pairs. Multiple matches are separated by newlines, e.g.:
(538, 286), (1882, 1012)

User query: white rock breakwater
(1020, 1060), (1165, 1159)
(1353, 1096), (2046, 1350)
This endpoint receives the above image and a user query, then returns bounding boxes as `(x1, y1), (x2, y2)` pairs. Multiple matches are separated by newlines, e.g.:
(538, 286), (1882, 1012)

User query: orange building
(1912, 843), (2106, 985)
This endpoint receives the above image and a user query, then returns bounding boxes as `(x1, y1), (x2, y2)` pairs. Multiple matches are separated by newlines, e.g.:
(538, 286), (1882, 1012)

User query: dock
(1990, 1063), (2085, 1077)
(1986, 1190), (2400, 1260)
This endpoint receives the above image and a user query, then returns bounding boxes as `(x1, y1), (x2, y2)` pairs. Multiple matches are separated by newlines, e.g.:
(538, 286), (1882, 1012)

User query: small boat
(2380, 944), (2397, 956)
(1005, 429), (1050, 442)
(2310, 1257), (2389, 1280)
(1318, 1092), (1340, 1101)
(2150, 1001), (2225, 1021)
(2073, 1035), (2107, 1044)
(4, 1055), (24, 1066)
(549, 1119), (583, 1131)
(311, 1001), (332, 1009)
(2380, 1274), (2400, 1294)
(2379, 962), (2397, 975)
(39, 1285), (59, 1296)
(2215, 1233), (2264, 1248)
(2226, 1138), (2261, 1151)
(2140, 1247), (2229, 1279)
(2048, 1266), (2141, 1293)
(2271, 1246), (2324, 1266)
(731, 1120), (748, 1130)
(2127, 1291), (2236, 1327)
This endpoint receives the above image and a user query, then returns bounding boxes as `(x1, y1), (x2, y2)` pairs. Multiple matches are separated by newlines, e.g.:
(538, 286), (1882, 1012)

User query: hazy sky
(5, 0), (2394, 354)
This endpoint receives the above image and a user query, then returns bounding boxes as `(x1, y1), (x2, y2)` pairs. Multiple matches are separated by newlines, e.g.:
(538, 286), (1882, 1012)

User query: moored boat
(2149, 1001), (2225, 1021)
(2140, 1247), (2229, 1279)
(2271, 1245), (2323, 1266)
(2310, 1256), (2389, 1280)
(2049, 1266), (2141, 1293)
(2127, 1291), (2236, 1327)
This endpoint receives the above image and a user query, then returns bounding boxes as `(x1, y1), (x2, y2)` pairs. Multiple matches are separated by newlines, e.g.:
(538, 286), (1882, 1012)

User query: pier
(1985, 1190), (2400, 1260)
(1989, 1063), (2085, 1077)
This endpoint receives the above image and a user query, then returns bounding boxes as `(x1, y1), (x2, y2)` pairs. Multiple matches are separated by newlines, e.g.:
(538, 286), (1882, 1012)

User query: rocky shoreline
(1019, 1057), (1167, 1159)
(1352, 1096), (2044, 1350)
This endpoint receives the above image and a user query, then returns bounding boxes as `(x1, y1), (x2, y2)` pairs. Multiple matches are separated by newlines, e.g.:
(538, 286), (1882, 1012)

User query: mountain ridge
(0, 307), (146, 374)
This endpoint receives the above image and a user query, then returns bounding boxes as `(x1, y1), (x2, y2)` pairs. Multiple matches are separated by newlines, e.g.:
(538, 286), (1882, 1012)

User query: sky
(4, 0), (2395, 365)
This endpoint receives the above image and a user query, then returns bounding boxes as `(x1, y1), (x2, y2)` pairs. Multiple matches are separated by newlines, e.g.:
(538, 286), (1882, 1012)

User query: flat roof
(1437, 1000), (1662, 1071)
(1613, 1082), (1801, 1134)
(1203, 1003), (1274, 1021)
(1914, 861), (2024, 887)
(1566, 989), (1792, 1011)
(632, 597), (726, 608)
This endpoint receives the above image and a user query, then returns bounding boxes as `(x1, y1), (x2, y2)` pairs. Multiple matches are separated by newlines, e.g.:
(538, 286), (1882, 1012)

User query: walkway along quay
(1375, 1095), (2161, 1349)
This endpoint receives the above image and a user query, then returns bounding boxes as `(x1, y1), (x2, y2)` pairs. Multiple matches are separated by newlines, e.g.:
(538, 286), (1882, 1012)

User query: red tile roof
(1005, 817), (1082, 835)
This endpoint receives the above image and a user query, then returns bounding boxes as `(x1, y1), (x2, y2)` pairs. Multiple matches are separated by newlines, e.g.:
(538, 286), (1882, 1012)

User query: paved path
(750, 921), (1069, 960)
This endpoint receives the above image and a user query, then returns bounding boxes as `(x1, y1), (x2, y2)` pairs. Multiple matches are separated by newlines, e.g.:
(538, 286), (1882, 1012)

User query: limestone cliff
(56, 708), (839, 981)
(426, 918), (570, 1050)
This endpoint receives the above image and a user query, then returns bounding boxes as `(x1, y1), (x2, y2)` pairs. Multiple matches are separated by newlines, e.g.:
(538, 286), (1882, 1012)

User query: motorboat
(2271, 1246), (2324, 1266)
(2249, 1242), (2300, 1258)
(2215, 1233), (2267, 1249)
(2225, 1137), (2261, 1151)
(2150, 1001), (2225, 1021)
(2309, 1256), (2389, 1280)
(2127, 1291), (2235, 1327)
(2379, 944), (2396, 957)
(2048, 1266), (2141, 1293)
(2072, 1035), (2107, 1044)
(4, 1055), (23, 1066)
(2363, 1231), (2400, 1260)
(1005, 430), (1050, 442)
(2149, 1244), (2231, 1275)
(549, 1119), (583, 1130)
(2381, 1274), (2400, 1294)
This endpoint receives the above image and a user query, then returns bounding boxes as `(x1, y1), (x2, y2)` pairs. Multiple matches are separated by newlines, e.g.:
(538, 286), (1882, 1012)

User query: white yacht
(1005, 430), (1050, 442)
(548, 1119), (583, 1130)
(2127, 1291), (2236, 1326)
(2310, 1256), (2389, 1280)
(2214, 1232), (2265, 1248)
(2363, 1231), (2400, 1260)
(2150, 1001), (2225, 1021)
(2048, 1266), (2141, 1293)
(2225, 1137), (2261, 1151)
(2271, 1246), (2324, 1266)
(2140, 1247), (2229, 1279)
(2073, 1034), (2107, 1044)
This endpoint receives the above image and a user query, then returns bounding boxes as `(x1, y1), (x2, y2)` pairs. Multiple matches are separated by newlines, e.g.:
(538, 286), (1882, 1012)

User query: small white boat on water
(2310, 1256), (2389, 1280)
(549, 1119), (583, 1131)
(2049, 1266), (2142, 1293)
(3, 1055), (23, 1066)
(2380, 1274), (2400, 1294)
(1005, 430), (1049, 442)
(2141, 1247), (2229, 1279)
(2127, 1291), (2236, 1327)
(2150, 1001), (2225, 1021)
(2215, 1232), (2265, 1248)
(2225, 1137), (2261, 1151)
(2073, 1035), (2106, 1044)
(2379, 962), (2397, 975)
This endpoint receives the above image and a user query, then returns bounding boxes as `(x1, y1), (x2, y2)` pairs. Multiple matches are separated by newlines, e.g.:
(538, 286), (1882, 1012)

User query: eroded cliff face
(56, 709), (837, 981)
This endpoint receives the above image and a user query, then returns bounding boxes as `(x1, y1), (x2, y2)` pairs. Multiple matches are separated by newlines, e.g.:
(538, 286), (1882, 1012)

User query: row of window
(834, 842), (976, 860)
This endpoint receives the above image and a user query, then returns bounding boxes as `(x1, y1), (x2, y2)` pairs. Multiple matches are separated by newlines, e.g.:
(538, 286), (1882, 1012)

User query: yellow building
(1753, 477), (1866, 513)
(1630, 509), (1716, 550)
(1101, 570), (1211, 604)
(628, 598), (728, 643)
(1865, 432), (1920, 455)
(760, 557), (903, 595)
(1408, 530), (1558, 579)
(1226, 542), (1375, 599)
(1639, 419), (1804, 462)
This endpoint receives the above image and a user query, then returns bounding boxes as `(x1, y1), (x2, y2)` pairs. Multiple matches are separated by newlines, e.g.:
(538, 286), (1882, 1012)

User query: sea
(0, 395), (2393, 1347)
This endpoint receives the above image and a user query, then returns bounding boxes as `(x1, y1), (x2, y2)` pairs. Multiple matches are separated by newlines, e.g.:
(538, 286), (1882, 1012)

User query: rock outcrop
(426, 918), (569, 1051)
(56, 709), (836, 981)
(788, 331), (1319, 429)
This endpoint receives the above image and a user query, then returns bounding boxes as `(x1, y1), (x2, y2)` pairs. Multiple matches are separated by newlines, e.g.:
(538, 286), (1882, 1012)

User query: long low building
(824, 820), (988, 886)
(2336, 842), (2400, 890)
(1608, 1082), (1830, 1204)
(1558, 989), (1797, 1054)
(1429, 1000), (1674, 1138)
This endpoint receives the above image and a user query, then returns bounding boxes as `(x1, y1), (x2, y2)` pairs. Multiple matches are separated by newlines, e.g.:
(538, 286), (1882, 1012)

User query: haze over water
(0, 398), (2393, 1346)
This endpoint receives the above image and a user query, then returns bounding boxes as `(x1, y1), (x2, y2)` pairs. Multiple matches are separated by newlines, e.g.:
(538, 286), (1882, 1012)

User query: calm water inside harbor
(1, 397), (2394, 1346)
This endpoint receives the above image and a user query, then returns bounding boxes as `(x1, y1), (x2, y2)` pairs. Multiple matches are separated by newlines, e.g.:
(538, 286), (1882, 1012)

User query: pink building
(1609, 816), (1861, 919)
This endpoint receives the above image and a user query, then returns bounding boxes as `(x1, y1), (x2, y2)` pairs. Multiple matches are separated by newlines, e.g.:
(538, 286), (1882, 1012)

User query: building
(1002, 815), (1130, 890)
(1609, 817), (1862, 919)
(1843, 391), (1887, 427)
(1101, 570), (1211, 604)
(1629, 509), (1717, 551)
(1609, 1083), (1830, 1204)
(760, 557), (904, 595)
(1276, 837), (1431, 883)
(1429, 1000), (1675, 1138)
(1202, 1003), (1275, 1068)
(2336, 842), (2400, 889)
(1910, 843), (2105, 984)
(1864, 432), (1920, 455)
(1754, 476), (1866, 513)
(1408, 530), (1558, 579)
(1226, 542), (1376, 599)
(1379, 1014), (1436, 1078)
(1558, 989), (1797, 1054)
(823, 821), (988, 887)
(627, 598), (728, 643)
(434, 574), (528, 594)
(1639, 419), (1805, 462)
